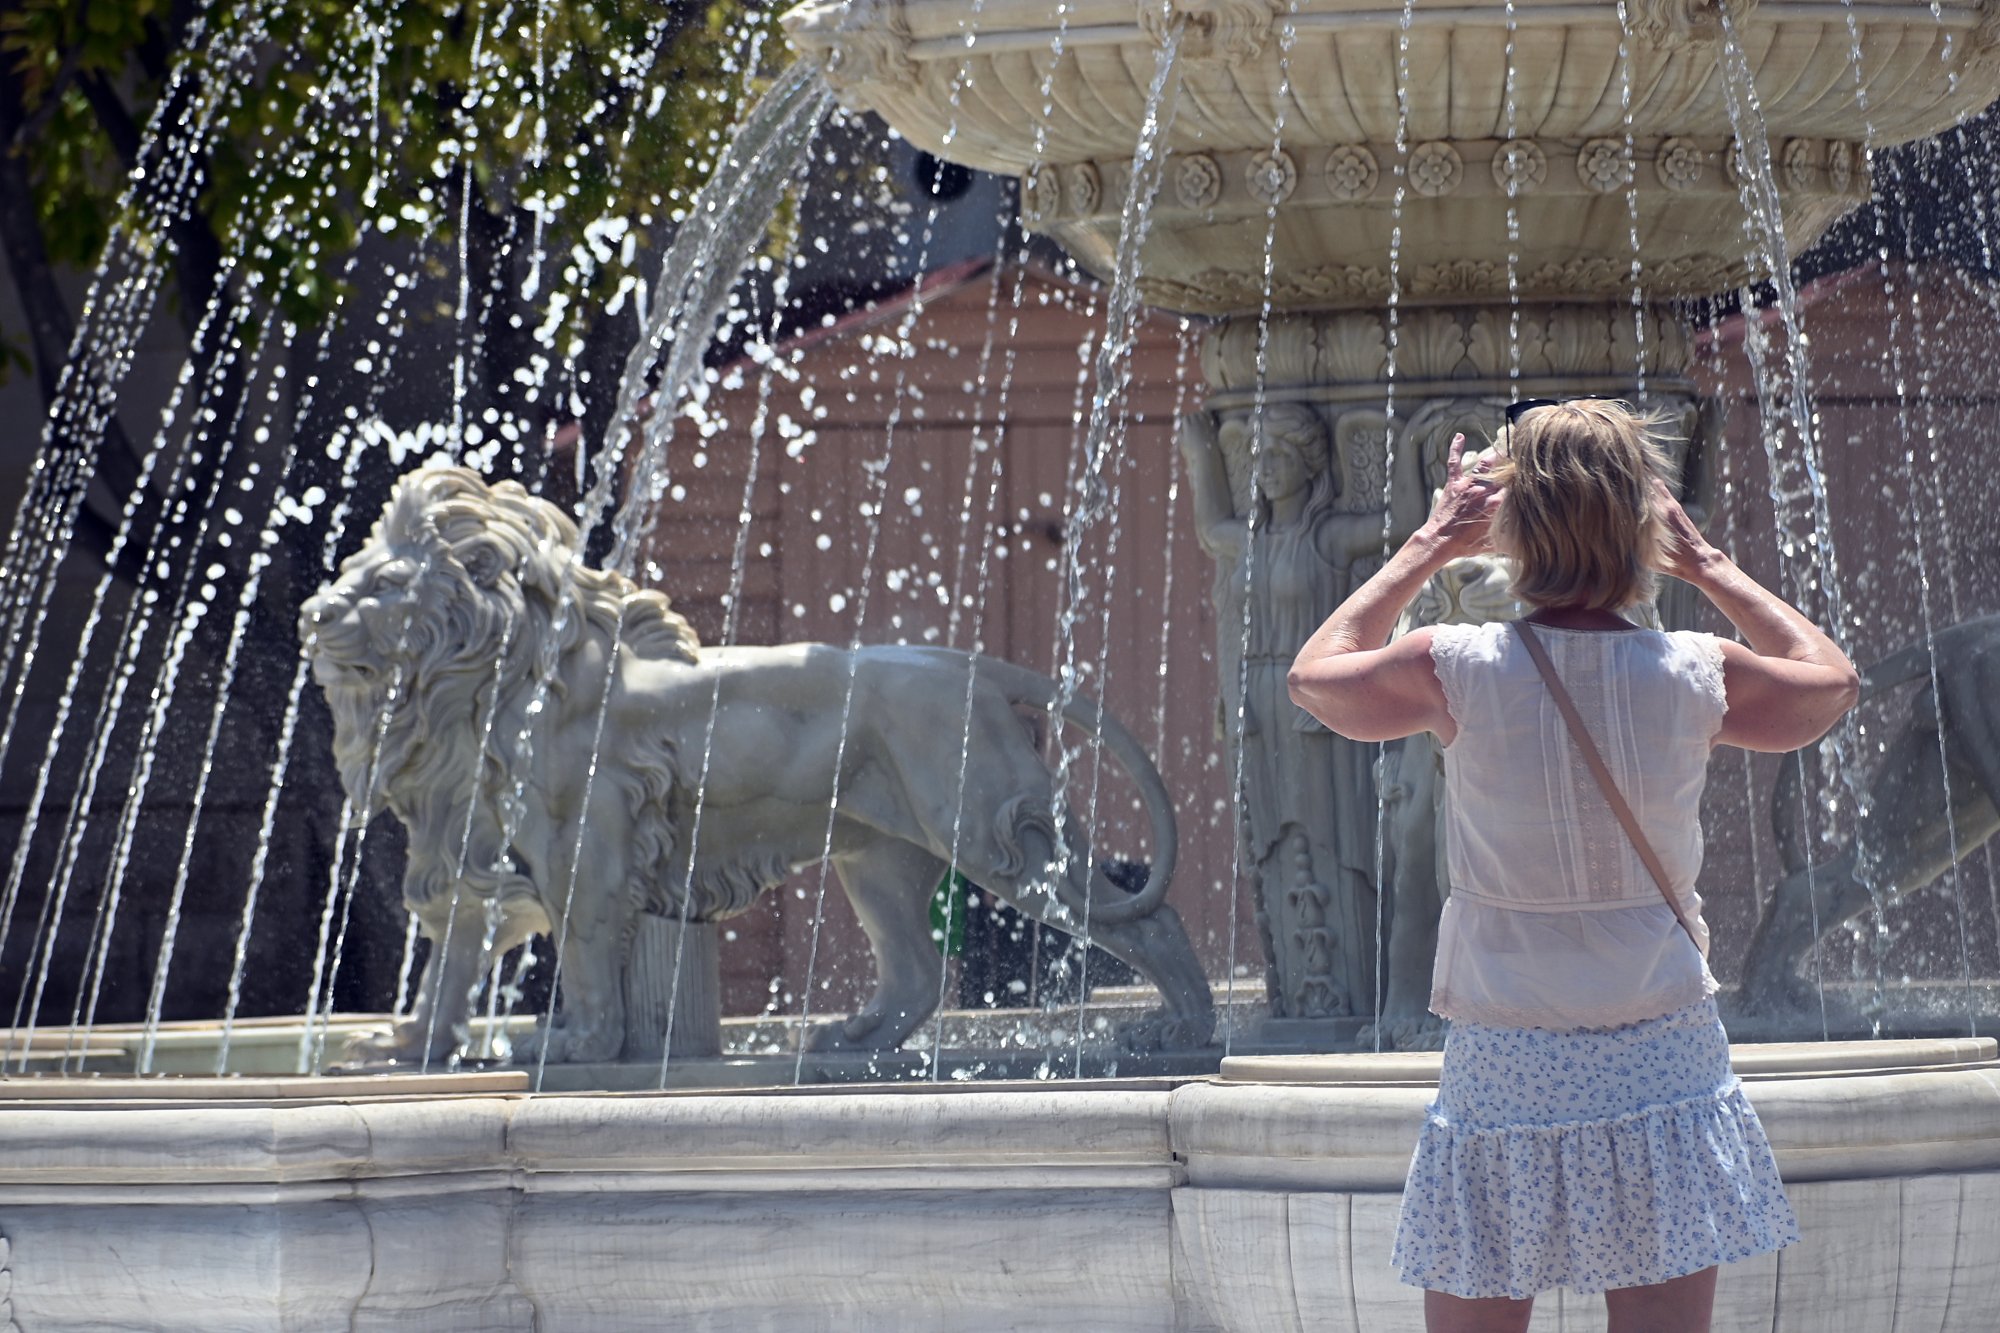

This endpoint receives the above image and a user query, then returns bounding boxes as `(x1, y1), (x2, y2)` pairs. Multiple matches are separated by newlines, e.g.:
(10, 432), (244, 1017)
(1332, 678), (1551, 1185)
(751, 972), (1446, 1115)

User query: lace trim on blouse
(1675, 630), (1730, 740)
(1427, 622), (1479, 737)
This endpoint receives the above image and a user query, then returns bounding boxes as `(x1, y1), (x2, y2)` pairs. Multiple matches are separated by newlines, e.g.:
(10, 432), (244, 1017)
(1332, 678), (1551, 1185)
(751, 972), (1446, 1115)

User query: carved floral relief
(1491, 139), (1547, 194)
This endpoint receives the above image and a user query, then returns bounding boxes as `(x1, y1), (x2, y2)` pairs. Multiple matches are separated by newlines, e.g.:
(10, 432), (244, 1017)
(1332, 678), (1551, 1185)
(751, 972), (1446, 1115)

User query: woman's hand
(1641, 476), (1860, 750)
(1417, 433), (1504, 560)
(1290, 437), (1474, 744)
(1649, 476), (1724, 584)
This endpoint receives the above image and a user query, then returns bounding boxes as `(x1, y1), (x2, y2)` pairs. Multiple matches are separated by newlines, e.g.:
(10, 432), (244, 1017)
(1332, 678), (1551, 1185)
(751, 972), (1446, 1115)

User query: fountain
(3, 0), (2000, 1325)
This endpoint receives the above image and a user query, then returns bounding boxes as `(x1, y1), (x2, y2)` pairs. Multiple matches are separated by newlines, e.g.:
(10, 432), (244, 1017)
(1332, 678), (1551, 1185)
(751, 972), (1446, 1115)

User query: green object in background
(930, 868), (970, 957)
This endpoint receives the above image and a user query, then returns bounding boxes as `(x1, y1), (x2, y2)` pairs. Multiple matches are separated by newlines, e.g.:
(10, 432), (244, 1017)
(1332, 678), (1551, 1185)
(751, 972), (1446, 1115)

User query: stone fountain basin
(784, 0), (2000, 310)
(790, 0), (1991, 165)
(0, 1039), (1994, 1329)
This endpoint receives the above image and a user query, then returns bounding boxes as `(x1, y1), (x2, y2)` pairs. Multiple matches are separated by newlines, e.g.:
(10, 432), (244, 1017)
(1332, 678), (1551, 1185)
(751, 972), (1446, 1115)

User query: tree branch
(81, 64), (222, 354)
(76, 71), (141, 168)
(0, 86), (74, 408)
(0, 72), (151, 569)
(7, 1), (95, 150)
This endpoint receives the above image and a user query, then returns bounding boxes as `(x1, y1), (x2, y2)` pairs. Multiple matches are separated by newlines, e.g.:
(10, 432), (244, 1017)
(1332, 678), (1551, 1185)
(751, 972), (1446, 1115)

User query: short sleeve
(1427, 622), (1479, 737)
(1672, 630), (1729, 740)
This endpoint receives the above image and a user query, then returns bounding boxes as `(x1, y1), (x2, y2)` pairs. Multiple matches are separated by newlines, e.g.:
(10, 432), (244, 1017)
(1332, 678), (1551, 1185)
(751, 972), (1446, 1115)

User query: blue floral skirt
(1391, 997), (1798, 1299)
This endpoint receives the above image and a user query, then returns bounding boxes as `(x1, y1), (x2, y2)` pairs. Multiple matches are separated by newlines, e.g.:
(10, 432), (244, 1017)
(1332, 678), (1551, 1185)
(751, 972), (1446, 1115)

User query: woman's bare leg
(1603, 1266), (1718, 1333)
(1425, 1290), (1535, 1333)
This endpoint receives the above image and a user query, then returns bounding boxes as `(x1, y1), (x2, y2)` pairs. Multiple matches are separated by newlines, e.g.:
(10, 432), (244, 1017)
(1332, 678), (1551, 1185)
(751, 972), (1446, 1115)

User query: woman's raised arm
(1288, 434), (1502, 744)
(1651, 479), (1860, 752)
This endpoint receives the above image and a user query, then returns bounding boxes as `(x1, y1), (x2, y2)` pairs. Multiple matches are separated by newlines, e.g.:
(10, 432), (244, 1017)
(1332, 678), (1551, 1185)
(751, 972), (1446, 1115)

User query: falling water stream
(927, 256), (1015, 1081)
(1612, 2), (1650, 399)
(1362, 0), (1419, 1051)
(1501, 0), (1524, 388)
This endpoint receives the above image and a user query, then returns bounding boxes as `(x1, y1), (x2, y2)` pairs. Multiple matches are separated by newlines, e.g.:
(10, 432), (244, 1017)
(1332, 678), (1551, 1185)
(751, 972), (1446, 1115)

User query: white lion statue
(299, 465), (1215, 1064)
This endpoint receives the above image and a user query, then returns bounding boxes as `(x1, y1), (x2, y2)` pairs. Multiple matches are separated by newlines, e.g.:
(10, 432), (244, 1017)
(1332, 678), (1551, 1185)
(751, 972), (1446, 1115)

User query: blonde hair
(1488, 399), (1676, 612)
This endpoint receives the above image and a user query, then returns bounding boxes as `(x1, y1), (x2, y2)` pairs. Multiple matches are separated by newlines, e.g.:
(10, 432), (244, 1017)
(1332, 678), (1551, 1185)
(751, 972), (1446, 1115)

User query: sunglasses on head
(1504, 397), (1566, 425)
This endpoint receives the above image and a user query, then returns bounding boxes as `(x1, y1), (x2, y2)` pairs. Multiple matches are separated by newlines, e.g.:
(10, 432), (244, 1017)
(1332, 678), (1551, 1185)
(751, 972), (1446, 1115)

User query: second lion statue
(300, 465), (1215, 1064)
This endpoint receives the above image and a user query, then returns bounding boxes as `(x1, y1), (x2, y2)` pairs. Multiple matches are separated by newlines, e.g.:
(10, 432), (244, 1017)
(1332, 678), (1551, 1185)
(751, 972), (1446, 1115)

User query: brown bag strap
(1512, 620), (1699, 947)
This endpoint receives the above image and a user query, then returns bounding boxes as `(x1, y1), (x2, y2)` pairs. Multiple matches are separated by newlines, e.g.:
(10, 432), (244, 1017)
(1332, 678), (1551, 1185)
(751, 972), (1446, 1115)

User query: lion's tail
(976, 657), (1178, 927)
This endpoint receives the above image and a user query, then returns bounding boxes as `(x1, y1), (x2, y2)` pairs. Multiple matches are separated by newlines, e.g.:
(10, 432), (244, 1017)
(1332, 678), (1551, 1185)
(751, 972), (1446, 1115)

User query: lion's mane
(315, 465), (700, 915)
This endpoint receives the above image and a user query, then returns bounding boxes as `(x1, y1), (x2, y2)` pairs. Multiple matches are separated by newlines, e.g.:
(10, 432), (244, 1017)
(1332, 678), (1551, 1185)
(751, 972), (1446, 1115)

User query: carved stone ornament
(1140, 253), (1747, 313)
(1826, 139), (1856, 193)
(1408, 141), (1463, 197)
(1139, 266), (1379, 312)
(1416, 259), (1501, 298)
(1065, 162), (1103, 216)
(1656, 137), (1705, 191)
(1782, 138), (1818, 192)
(1623, 0), (1758, 49)
(1022, 165), (1060, 223)
(1321, 313), (1390, 383)
(1525, 253), (1741, 296)
(1577, 138), (1634, 193)
(1324, 144), (1379, 201)
(1246, 147), (1298, 205)
(1201, 303), (1697, 390)
(1136, 0), (1282, 64)
(1333, 409), (1393, 512)
(1176, 152), (1224, 209)
(1491, 138), (1547, 194)
(304, 467), (1217, 1067)
(806, 0), (917, 110)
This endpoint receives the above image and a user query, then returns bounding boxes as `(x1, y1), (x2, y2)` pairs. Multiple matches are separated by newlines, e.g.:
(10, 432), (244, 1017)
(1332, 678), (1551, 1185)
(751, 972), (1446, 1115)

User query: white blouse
(1427, 620), (1725, 1031)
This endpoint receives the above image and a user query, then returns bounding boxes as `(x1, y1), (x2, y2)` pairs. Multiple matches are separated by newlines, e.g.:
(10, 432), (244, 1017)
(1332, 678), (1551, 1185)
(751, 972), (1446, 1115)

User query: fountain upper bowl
(784, 0), (2000, 312)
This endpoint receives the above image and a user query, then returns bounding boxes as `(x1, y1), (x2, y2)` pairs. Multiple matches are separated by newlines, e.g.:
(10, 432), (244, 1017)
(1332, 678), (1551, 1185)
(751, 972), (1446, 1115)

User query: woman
(1287, 401), (1858, 1333)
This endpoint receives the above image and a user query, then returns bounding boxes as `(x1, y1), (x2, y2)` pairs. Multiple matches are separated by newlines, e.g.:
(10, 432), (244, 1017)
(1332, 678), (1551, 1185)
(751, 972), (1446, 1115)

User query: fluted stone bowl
(783, 0), (2000, 311)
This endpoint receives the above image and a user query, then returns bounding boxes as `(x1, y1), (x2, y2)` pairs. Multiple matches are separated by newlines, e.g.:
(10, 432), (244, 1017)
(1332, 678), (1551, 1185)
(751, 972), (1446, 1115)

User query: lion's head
(300, 464), (701, 829)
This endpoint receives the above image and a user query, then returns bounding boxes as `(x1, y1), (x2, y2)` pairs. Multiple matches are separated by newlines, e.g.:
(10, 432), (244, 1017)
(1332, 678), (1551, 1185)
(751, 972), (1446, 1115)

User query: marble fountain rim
(0, 1042), (1992, 1202)
(825, 0), (1986, 63)
(0, 1033), (1988, 1102)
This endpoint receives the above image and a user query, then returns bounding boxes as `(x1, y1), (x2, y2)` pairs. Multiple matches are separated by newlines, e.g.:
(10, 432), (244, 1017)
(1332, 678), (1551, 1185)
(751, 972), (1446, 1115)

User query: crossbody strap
(1512, 620), (1699, 947)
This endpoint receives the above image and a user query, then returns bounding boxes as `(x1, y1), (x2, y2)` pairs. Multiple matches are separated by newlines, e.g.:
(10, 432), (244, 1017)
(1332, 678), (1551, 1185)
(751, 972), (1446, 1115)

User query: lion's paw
(509, 1023), (553, 1064)
(337, 1021), (446, 1069)
(1117, 1008), (1216, 1053)
(512, 1018), (622, 1065)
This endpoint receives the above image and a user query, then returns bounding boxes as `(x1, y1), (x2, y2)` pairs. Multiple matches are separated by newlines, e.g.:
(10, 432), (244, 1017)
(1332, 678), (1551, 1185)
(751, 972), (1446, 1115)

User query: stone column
(622, 916), (722, 1060)
(1182, 302), (1713, 1047)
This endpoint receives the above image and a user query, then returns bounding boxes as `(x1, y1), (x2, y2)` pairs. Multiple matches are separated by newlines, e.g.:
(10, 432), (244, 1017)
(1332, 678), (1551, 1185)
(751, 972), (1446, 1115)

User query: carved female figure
(1178, 401), (1423, 1018)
